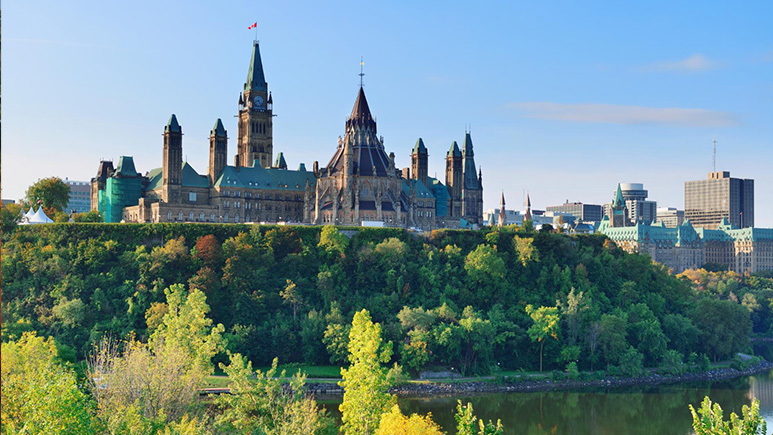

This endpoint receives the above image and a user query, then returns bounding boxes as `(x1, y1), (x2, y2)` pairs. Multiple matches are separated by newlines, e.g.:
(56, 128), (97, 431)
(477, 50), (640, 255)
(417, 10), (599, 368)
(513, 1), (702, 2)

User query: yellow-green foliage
(376, 405), (444, 435)
(1, 332), (98, 434)
(690, 396), (766, 435)
(339, 309), (395, 435)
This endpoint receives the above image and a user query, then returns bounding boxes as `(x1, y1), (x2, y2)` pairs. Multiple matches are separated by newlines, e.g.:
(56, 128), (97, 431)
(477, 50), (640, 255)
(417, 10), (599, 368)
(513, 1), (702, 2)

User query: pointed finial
(359, 57), (365, 88)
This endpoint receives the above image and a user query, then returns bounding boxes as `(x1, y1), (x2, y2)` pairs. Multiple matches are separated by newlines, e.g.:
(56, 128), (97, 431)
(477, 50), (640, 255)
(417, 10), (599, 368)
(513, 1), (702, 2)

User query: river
(323, 370), (773, 434)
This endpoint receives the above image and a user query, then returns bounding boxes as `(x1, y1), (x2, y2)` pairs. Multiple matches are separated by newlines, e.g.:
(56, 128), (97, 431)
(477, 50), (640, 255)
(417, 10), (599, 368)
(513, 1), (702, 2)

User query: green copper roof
(214, 164), (316, 192)
(298, 163), (307, 171)
(413, 138), (427, 154)
(447, 141), (461, 158)
(182, 162), (210, 188)
(275, 152), (287, 169)
(429, 177), (449, 217)
(245, 42), (267, 92)
(165, 114), (181, 133)
(114, 156), (139, 177)
(613, 183), (624, 207)
(145, 162), (208, 191)
(211, 118), (226, 137)
(402, 178), (435, 199)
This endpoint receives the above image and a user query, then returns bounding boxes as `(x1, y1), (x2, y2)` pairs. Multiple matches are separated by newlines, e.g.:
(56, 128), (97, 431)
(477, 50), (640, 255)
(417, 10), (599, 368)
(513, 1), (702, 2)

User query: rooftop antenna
(359, 57), (365, 87)
(712, 136), (717, 172)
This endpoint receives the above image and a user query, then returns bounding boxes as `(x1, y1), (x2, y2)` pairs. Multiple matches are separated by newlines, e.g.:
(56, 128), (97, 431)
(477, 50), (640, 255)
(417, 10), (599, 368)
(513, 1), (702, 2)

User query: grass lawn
(253, 364), (342, 378)
(205, 365), (343, 388)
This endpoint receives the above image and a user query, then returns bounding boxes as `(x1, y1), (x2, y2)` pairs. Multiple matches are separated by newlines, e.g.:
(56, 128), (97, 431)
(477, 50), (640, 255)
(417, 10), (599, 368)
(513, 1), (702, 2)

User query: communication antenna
(359, 57), (365, 87)
(712, 137), (717, 172)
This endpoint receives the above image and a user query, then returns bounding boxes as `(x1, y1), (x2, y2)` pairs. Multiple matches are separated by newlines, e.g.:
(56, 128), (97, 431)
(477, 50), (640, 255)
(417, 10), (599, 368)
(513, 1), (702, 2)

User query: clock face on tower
(253, 96), (264, 108)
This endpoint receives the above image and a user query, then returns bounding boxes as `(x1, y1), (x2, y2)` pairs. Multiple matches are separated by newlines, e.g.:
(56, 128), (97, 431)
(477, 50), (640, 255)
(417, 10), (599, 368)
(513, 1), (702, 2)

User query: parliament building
(92, 41), (483, 230)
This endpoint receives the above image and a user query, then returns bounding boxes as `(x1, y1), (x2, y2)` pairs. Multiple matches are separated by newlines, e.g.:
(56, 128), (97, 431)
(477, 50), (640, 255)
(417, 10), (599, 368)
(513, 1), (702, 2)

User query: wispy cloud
(507, 102), (738, 127)
(638, 54), (720, 72)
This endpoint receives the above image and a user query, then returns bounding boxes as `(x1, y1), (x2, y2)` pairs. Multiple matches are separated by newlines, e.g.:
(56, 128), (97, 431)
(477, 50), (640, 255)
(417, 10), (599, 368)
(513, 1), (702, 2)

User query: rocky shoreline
(304, 360), (773, 398)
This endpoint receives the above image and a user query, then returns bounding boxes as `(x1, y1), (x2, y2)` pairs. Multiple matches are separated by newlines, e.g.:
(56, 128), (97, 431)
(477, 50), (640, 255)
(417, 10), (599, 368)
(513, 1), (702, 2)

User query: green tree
(525, 304), (560, 372)
(150, 284), (225, 374)
(71, 210), (102, 222)
(215, 355), (334, 435)
(690, 396), (766, 435)
(339, 309), (395, 435)
(691, 298), (751, 361)
(455, 400), (504, 435)
(25, 176), (71, 213)
(318, 224), (349, 258)
(1, 202), (22, 235)
(2, 332), (98, 434)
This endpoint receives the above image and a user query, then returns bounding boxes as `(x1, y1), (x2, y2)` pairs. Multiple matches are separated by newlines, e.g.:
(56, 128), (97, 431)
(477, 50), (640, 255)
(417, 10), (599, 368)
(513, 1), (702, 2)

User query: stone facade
(601, 184), (773, 274)
(92, 40), (484, 229)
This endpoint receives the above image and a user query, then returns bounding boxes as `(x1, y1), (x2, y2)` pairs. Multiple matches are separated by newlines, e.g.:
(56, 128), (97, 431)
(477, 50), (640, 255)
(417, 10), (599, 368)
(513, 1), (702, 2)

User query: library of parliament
(91, 41), (484, 230)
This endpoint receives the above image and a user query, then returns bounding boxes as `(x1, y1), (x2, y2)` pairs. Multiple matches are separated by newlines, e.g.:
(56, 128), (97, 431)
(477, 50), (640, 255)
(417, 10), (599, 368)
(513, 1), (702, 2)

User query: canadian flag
(248, 22), (257, 30)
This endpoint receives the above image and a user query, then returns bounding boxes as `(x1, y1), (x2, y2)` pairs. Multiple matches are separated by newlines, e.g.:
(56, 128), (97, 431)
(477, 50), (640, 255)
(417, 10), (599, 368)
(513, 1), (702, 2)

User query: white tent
(21, 207), (36, 224)
(27, 207), (54, 224)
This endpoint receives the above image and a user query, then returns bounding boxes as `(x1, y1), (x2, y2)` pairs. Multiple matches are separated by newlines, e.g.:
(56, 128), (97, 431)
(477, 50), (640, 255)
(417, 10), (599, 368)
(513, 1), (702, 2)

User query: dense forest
(3, 223), (772, 376)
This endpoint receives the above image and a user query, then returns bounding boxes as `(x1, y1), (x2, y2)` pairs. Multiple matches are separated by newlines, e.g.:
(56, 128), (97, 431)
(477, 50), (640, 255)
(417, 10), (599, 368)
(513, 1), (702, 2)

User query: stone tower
(411, 138), (429, 188)
(445, 141), (463, 218)
(237, 41), (273, 168)
(461, 132), (483, 225)
(162, 114), (182, 203)
(208, 118), (227, 185)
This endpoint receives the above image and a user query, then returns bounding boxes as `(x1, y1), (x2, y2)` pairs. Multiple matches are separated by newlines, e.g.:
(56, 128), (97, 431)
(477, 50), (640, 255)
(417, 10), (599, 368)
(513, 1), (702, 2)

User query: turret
(275, 152), (288, 169)
(208, 119), (228, 185)
(498, 192), (507, 227)
(524, 193), (532, 222)
(411, 138), (429, 188)
(445, 141), (463, 217)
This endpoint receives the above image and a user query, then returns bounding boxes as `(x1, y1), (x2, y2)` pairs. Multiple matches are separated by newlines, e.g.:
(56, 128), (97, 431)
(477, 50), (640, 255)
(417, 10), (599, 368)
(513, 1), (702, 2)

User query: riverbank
(303, 360), (773, 397)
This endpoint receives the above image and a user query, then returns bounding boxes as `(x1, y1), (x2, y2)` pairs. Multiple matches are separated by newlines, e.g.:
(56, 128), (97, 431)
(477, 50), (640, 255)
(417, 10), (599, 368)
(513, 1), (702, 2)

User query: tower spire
(359, 57), (365, 88)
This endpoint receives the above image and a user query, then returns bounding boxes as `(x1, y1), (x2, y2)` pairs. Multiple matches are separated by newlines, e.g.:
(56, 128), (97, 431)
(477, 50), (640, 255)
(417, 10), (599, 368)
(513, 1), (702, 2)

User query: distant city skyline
(2, 1), (771, 226)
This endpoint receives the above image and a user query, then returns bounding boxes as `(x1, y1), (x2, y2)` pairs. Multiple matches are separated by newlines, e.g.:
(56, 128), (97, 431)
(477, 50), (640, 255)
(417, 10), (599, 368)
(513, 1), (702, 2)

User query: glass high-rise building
(684, 171), (754, 229)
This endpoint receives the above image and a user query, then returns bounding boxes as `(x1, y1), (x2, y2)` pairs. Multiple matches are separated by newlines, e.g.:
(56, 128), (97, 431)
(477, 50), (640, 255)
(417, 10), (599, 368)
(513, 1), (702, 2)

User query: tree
(318, 225), (349, 258)
(25, 176), (71, 213)
(150, 284), (225, 374)
(375, 405), (444, 435)
(2, 332), (98, 434)
(88, 284), (225, 430)
(514, 236), (539, 266)
(455, 400), (504, 435)
(691, 298), (751, 361)
(281, 279), (304, 324)
(71, 210), (102, 222)
(1, 202), (22, 235)
(215, 355), (334, 435)
(690, 396), (766, 435)
(339, 309), (395, 435)
(525, 304), (560, 372)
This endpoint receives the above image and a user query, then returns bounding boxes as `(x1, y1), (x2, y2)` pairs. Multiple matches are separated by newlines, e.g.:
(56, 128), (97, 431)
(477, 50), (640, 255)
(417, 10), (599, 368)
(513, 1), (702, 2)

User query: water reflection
(323, 371), (773, 434)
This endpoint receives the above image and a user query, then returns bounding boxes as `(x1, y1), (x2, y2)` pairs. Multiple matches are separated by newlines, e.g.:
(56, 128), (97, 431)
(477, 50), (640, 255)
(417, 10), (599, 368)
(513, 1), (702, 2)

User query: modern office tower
(64, 178), (92, 214)
(656, 207), (685, 228)
(685, 171), (754, 229)
(546, 201), (603, 222)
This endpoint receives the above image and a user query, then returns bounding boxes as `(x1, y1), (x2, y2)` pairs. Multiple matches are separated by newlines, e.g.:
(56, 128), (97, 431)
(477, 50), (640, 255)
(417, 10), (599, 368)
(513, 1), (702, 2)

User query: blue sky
(3, 1), (772, 225)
